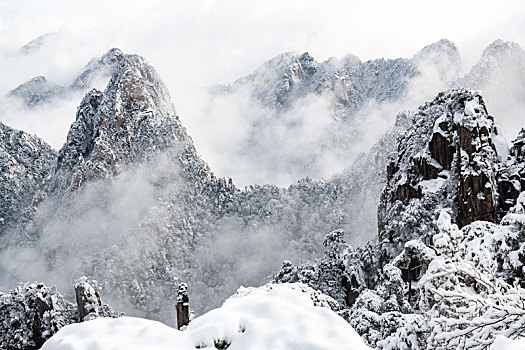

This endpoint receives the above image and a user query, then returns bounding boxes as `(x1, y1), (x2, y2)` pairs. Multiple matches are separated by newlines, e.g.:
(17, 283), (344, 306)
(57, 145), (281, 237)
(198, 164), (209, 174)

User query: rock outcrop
(0, 279), (119, 350)
(378, 88), (525, 263)
(0, 123), (56, 238)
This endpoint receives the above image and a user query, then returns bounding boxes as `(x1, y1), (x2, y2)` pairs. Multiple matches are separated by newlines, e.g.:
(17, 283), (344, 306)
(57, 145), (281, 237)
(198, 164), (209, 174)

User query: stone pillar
(176, 283), (190, 329)
(74, 277), (102, 321)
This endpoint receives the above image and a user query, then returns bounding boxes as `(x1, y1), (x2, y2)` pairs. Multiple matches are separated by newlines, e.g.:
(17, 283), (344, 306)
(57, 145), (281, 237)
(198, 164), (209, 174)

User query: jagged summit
(414, 39), (459, 59)
(50, 52), (204, 193)
(456, 39), (525, 82)
(71, 48), (124, 90)
(413, 39), (460, 78)
(225, 51), (319, 109)
(378, 87), (525, 262)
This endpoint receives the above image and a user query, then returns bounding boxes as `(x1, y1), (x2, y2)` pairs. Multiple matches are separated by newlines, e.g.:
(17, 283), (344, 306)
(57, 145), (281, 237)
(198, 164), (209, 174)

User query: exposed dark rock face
(378, 88), (524, 263)
(510, 128), (525, 162)
(273, 86), (525, 349)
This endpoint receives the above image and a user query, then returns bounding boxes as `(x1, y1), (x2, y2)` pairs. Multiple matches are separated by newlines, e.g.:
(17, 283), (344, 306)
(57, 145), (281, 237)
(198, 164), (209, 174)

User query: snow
(492, 125), (510, 160)
(432, 114), (448, 135)
(492, 335), (525, 350)
(464, 99), (480, 116)
(419, 177), (446, 193)
(453, 111), (464, 123)
(42, 283), (371, 350)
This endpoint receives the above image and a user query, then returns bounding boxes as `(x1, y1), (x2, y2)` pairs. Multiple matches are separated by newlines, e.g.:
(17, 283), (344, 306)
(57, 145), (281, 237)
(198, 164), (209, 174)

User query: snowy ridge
(217, 39), (459, 120)
(203, 40), (460, 185)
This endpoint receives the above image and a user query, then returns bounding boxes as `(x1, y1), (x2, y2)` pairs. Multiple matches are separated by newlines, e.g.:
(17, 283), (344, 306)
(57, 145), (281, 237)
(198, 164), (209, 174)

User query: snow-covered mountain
(203, 39), (460, 185)
(1, 38), (525, 350)
(8, 76), (64, 106)
(1, 49), (385, 324)
(217, 39), (459, 119)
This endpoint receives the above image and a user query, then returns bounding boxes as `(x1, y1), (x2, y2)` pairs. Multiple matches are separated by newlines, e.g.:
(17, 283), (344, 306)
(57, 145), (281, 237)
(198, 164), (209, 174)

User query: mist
(1, 1), (524, 152)
(1, 0), (525, 327)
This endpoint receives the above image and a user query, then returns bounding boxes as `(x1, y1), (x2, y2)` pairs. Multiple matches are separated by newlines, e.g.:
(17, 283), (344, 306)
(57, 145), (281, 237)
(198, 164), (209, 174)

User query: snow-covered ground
(492, 336), (525, 350)
(41, 283), (371, 350)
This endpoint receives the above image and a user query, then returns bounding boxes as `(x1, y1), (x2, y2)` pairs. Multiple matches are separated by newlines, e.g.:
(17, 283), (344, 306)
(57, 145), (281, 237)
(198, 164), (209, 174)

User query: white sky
(0, 0), (524, 155)
(1, 0), (524, 82)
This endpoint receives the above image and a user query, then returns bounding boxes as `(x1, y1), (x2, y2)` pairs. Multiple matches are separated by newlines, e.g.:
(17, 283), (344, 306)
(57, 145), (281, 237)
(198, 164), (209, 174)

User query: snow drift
(41, 283), (371, 350)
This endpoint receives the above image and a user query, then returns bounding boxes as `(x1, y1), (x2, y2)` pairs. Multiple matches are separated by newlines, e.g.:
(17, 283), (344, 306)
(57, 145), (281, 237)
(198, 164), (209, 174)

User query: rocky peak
(51, 52), (201, 192)
(228, 51), (321, 108)
(9, 76), (65, 107)
(456, 40), (525, 87)
(414, 39), (459, 61)
(378, 88), (512, 262)
(70, 48), (124, 90)
(298, 52), (317, 77)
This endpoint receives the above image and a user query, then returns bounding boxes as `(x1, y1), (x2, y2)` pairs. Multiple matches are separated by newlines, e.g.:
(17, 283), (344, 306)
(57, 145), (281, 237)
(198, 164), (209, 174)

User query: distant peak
(9, 75), (64, 107)
(29, 76), (47, 83)
(414, 39), (459, 60)
(481, 39), (523, 59)
(20, 32), (57, 55)
(70, 48), (125, 90)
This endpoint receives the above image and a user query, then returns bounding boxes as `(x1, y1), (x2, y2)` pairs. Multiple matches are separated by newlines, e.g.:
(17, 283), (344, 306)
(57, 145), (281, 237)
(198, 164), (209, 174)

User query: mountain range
(1, 38), (525, 349)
